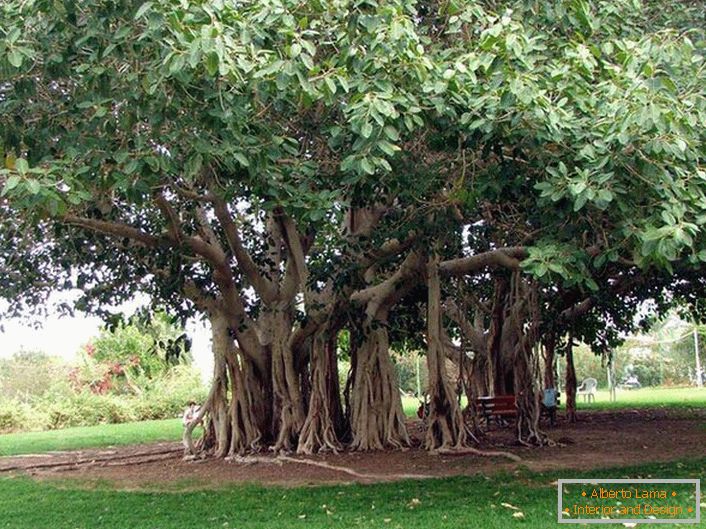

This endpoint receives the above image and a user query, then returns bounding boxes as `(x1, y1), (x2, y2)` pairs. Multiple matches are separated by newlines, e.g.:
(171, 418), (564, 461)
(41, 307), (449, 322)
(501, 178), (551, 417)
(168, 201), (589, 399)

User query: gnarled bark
(184, 312), (268, 458)
(425, 256), (470, 450)
(297, 324), (346, 454)
(565, 337), (578, 423)
(265, 307), (306, 452)
(349, 318), (410, 450)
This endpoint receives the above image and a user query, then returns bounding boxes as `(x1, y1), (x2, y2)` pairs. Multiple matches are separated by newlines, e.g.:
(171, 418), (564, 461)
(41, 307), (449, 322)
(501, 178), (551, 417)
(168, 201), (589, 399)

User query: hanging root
(349, 324), (410, 451)
(297, 328), (345, 454)
(508, 272), (551, 446)
(225, 352), (264, 456)
(425, 256), (474, 451)
(270, 310), (306, 453)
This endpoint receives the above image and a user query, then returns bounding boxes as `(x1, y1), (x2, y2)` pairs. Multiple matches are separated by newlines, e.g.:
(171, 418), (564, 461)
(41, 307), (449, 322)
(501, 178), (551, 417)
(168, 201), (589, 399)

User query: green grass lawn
(0, 419), (185, 457)
(401, 386), (706, 414)
(1, 458), (703, 529)
(0, 387), (702, 458)
(573, 386), (706, 410)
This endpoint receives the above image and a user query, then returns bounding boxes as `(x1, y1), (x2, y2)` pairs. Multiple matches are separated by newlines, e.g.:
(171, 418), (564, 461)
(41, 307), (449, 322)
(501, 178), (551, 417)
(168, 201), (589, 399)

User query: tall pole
(416, 354), (422, 398)
(694, 326), (703, 388)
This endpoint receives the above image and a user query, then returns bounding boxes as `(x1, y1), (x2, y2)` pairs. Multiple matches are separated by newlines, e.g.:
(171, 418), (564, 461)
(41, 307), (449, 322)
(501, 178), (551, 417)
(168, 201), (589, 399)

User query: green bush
(0, 366), (207, 434)
(0, 399), (47, 432)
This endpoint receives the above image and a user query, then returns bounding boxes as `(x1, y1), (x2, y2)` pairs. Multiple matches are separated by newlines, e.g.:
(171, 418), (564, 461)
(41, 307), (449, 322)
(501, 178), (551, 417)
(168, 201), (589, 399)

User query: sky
(0, 292), (214, 382)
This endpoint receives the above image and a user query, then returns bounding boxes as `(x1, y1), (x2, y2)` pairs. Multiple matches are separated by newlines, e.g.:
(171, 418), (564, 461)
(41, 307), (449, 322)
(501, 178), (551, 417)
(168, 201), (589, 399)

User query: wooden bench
(475, 395), (516, 426)
(475, 393), (561, 427)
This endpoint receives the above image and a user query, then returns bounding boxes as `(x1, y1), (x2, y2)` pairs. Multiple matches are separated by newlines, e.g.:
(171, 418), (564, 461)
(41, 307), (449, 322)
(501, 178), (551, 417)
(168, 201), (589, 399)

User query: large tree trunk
(266, 308), (306, 452)
(184, 312), (270, 457)
(505, 272), (546, 445)
(225, 350), (268, 455)
(425, 256), (469, 450)
(297, 324), (346, 454)
(565, 338), (577, 423)
(349, 317), (410, 450)
(513, 345), (543, 445)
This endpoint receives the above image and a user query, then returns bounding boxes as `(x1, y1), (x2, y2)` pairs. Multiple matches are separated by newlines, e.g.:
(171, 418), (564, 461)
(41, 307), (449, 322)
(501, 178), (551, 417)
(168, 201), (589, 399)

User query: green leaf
(585, 277), (599, 291)
(8, 49), (23, 68)
(383, 126), (399, 141)
(324, 76), (336, 94)
(15, 158), (29, 176)
(574, 194), (588, 212)
(337, 76), (349, 93)
(206, 52), (219, 76)
(360, 122), (373, 139)
(360, 158), (375, 175)
(7, 28), (21, 44)
(234, 152), (249, 167)
(26, 179), (40, 194)
(597, 189), (613, 202)
(4, 175), (20, 191)
(377, 140), (399, 157)
(134, 2), (153, 19)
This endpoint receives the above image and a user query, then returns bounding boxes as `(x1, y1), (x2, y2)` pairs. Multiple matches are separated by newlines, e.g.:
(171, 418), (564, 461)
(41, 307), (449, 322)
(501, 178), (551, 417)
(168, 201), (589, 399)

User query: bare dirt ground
(1, 409), (704, 489)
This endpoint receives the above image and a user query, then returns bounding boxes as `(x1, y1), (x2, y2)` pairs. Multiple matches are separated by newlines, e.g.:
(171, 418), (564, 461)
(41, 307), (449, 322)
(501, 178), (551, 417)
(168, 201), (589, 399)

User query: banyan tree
(1, 0), (704, 456)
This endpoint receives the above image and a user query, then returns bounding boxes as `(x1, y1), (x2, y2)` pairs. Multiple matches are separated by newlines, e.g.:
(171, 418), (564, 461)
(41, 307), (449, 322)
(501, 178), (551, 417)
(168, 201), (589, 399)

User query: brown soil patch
(2, 409), (704, 489)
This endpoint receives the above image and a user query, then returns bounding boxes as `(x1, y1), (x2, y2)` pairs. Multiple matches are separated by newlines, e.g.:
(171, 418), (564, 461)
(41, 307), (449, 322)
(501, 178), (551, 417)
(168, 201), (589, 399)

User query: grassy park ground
(1, 387), (704, 528)
(1, 458), (704, 529)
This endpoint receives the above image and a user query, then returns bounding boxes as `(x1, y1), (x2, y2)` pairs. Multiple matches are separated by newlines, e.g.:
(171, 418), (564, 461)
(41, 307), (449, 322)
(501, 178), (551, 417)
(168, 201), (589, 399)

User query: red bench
(475, 395), (516, 426)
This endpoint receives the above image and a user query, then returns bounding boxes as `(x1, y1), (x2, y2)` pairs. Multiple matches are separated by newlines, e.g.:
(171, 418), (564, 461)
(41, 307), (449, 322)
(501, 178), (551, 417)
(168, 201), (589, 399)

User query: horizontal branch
(63, 214), (161, 248)
(439, 247), (526, 277)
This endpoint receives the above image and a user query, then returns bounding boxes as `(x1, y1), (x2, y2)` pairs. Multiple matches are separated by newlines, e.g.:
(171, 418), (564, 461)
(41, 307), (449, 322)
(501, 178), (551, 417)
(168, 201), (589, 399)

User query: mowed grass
(0, 419), (184, 456)
(402, 386), (706, 414)
(573, 386), (706, 411)
(1, 458), (704, 529)
(0, 387), (702, 457)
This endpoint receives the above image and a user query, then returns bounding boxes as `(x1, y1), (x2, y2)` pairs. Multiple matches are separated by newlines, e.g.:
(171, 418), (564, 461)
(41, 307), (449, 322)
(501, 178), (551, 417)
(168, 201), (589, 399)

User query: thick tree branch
(212, 196), (278, 302)
(351, 251), (422, 319)
(442, 299), (487, 354)
(439, 247), (526, 277)
(63, 214), (162, 248)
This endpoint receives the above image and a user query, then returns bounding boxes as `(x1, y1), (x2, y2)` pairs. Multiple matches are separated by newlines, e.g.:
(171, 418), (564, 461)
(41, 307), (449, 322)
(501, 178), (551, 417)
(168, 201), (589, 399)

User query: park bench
(476, 391), (561, 427)
(475, 395), (517, 426)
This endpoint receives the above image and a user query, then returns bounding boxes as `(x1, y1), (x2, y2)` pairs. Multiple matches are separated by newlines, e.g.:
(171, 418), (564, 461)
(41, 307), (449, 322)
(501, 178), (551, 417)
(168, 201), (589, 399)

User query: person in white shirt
(182, 401), (201, 427)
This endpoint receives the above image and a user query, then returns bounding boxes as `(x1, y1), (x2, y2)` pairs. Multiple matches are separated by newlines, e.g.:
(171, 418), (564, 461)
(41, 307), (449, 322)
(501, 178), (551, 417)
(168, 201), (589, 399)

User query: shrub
(0, 400), (37, 432)
(0, 365), (207, 433)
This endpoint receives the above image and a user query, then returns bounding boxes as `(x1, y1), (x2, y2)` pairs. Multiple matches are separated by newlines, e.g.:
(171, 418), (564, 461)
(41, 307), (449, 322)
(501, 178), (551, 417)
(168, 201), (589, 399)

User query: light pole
(694, 326), (703, 388)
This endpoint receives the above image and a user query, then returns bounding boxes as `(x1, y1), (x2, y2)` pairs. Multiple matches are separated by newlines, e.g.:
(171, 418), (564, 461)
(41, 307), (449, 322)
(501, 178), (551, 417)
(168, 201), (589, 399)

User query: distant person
(182, 401), (201, 427)
(542, 387), (558, 426)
